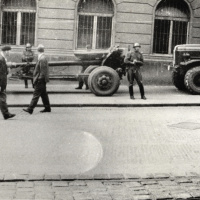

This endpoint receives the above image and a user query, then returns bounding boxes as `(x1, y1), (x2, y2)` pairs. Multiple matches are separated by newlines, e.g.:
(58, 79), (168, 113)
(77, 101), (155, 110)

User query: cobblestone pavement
(1, 177), (200, 200)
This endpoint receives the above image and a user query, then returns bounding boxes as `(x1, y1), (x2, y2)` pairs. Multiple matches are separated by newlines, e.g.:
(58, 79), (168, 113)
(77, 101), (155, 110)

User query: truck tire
(88, 66), (120, 96)
(172, 71), (185, 90)
(83, 65), (99, 88)
(184, 66), (200, 94)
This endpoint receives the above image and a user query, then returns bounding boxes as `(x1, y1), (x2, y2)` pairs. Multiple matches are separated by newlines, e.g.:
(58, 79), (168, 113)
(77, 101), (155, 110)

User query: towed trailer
(10, 47), (126, 96)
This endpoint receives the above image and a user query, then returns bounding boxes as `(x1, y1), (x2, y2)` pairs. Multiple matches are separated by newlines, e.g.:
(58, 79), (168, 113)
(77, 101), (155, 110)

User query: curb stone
(0, 173), (200, 181)
(8, 103), (200, 108)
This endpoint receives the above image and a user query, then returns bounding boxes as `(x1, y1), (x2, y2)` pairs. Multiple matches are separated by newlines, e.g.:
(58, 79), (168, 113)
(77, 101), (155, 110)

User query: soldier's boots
(129, 86), (133, 95)
(85, 84), (89, 90)
(141, 96), (147, 100)
(75, 82), (84, 90)
(129, 86), (147, 100)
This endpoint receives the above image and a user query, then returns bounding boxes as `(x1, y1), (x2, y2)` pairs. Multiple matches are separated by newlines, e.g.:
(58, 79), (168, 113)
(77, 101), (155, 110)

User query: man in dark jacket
(0, 46), (16, 119)
(23, 44), (51, 114)
(124, 43), (146, 100)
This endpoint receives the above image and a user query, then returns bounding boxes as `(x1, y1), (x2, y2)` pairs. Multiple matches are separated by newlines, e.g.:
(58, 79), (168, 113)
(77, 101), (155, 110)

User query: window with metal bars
(1, 0), (36, 46)
(153, 0), (190, 54)
(77, 0), (114, 50)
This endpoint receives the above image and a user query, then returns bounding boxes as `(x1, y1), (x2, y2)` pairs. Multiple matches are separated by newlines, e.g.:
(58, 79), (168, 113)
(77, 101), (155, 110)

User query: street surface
(0, 107), (200, 177)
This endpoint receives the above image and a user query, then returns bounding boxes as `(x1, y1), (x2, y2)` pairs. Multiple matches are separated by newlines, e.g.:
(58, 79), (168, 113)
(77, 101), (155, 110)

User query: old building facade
(0, 0), (200, 83)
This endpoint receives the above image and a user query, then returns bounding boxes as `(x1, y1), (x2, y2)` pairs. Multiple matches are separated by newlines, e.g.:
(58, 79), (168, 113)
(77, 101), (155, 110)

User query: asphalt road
(0, 107), (200, 177)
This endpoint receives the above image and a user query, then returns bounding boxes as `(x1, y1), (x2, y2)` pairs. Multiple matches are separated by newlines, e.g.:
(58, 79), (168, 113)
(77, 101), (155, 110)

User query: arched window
(1, 0), (36, 45)
(77, 0), (114, 50)
(153, 0), (190, 54)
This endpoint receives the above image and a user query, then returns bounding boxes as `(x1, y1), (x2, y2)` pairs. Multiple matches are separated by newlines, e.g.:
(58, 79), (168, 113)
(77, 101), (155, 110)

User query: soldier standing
(124, 43), (146, 100)
(0, 46), (16, 120)
(23, 44), (51, 114)
(22, 43), (34, 88)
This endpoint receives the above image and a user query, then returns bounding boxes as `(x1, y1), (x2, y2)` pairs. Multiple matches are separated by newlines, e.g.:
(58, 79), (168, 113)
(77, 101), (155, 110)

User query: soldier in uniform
(22, 43), (34, 88)
(124, 43), (146, 100)
(23, 44), (51, 114)
(0, 46), (16, 120)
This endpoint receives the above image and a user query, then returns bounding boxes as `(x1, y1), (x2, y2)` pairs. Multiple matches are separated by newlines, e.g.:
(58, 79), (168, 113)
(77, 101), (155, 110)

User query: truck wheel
(83, 65), (99, 88)
(172, 71), (185, 90)
(184, 66), (200, 94)
(88, 66), (120, 96)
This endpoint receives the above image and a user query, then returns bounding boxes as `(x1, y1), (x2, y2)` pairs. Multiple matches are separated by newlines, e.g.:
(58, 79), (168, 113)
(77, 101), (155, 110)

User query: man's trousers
(127, 67), (145, 97)
(77, 65), (88, 89)
(28, 80), (50, 111)
(0, 91), (9, 117)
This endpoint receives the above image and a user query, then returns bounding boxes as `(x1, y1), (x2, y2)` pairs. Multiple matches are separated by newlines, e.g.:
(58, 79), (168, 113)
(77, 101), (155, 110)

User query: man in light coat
(23, 44), (51, 114)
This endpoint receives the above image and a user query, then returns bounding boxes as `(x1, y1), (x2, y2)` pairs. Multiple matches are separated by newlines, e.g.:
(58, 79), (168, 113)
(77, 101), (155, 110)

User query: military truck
(172, 44), (200, 94)
(11, 46), (126, 96)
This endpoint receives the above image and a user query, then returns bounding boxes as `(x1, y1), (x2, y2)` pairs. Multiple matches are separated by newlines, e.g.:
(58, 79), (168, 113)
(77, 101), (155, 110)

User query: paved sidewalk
(5, 83), (200, 107)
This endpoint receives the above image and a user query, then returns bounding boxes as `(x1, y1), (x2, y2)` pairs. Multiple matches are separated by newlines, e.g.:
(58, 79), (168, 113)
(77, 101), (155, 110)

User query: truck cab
(172, 44), (200, 94)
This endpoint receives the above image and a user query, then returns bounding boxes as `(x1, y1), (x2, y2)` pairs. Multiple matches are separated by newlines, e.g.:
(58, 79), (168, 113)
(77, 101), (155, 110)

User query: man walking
(124, 43), (146, 100)
(23, 44), (51, 114)
(0, 46), (16, 120)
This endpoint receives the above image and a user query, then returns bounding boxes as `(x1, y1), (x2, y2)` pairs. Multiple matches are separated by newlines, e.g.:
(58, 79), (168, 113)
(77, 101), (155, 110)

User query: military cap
(26, 43), (32, 48)
(37, 44), (44, 52)
(1, 45), (11, 51)
(133, 43), (141, 48)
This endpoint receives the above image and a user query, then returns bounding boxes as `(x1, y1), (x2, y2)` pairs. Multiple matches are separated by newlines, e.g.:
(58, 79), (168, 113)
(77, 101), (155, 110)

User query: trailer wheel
(184, 66), (200, 94)
(88, 66), (120, 96)
(83, 65), (99, 88)
(172, 71), (185, 90)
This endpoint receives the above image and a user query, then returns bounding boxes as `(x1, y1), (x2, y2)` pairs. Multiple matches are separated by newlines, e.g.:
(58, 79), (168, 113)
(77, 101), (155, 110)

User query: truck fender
(180, 60), (200, 67)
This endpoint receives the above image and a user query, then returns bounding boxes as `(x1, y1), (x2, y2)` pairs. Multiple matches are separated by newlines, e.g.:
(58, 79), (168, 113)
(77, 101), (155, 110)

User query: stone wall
(37, 0), (75, 52)
(6, 0), (200, 56)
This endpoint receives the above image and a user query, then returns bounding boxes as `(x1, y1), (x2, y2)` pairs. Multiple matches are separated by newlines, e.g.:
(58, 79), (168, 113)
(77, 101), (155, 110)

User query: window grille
(153, 19), (170, 54)
(96, 17), (112, 49)
(153, 0), (190, 54)
(171, 21), (188, 53)
(77, 15), (94, 48)
(1, 0), (36, 45)
(2, 12), (17, 45)
(77, 0), (114, 50)
(20, 13), (36, 45)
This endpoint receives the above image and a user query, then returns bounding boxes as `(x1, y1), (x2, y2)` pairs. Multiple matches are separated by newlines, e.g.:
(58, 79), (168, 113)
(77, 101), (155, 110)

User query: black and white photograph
(0, 0), (200, 199)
